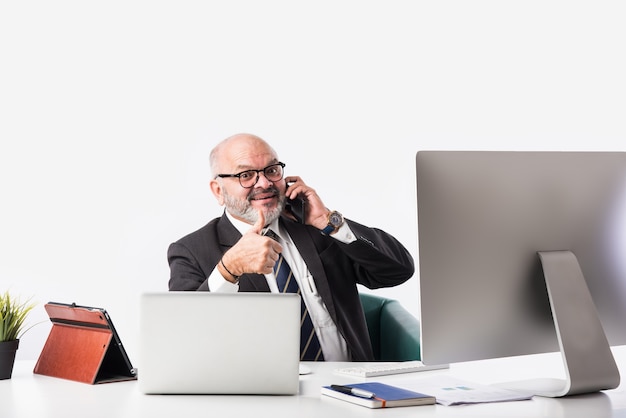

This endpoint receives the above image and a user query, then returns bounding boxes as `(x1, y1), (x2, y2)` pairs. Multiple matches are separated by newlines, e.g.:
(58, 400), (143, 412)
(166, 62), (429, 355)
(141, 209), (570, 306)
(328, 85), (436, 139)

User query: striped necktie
(267, 230), (324, 361)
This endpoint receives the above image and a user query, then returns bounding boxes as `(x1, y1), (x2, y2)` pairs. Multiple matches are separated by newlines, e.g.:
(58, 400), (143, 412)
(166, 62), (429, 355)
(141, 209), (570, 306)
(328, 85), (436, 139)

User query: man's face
(221, 172), (287, 225)
(211, 140), (288, 225)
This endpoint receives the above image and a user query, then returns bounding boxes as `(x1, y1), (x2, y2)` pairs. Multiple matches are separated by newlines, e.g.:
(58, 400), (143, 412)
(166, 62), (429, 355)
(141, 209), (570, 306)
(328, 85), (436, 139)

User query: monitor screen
(416, 151), (626, 396)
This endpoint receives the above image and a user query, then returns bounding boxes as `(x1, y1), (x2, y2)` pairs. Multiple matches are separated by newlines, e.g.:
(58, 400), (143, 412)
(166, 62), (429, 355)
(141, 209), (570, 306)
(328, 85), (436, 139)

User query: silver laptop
(138, 292), (301, 395)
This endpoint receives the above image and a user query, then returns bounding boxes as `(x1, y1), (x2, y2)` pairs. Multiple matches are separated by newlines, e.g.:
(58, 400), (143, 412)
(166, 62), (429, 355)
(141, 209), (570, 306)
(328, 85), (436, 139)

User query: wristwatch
(321, 211), (344, 235)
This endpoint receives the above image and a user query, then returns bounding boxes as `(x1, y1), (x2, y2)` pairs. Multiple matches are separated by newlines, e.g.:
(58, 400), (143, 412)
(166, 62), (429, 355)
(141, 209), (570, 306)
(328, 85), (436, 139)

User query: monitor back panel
(416, 151), (626, 365)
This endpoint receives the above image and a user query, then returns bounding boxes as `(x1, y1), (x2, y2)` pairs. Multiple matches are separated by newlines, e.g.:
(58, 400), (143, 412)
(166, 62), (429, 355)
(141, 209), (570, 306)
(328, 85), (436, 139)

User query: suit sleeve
(167, 242), (211, 291)
(334, 219), (415, 289)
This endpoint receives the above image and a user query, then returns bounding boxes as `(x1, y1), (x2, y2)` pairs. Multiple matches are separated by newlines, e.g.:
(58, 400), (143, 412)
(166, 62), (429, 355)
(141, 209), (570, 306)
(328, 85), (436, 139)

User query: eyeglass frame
(215, 162), (286, 188)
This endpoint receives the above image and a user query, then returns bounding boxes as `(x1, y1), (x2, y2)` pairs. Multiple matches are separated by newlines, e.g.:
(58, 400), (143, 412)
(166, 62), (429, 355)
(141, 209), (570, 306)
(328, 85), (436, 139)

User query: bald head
(210, 133), (279, 178)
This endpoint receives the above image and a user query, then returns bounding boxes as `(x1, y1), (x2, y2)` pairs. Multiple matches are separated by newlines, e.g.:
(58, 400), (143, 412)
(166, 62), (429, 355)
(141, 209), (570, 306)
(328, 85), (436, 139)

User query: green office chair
(359, 293), (421, 361)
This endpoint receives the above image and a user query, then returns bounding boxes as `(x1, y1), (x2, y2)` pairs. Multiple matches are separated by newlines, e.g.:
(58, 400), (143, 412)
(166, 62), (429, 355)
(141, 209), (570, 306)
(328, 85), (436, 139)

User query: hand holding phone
(284, 177), (331, 229)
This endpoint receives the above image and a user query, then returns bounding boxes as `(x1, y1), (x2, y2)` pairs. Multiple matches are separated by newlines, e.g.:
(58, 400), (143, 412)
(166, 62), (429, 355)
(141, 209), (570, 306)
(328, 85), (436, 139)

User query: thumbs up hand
(219, 209), (283, 281)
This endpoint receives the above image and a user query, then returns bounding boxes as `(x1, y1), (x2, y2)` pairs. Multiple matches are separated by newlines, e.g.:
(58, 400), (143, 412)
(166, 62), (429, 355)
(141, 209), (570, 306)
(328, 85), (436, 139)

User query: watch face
(329, 211), (343, 227)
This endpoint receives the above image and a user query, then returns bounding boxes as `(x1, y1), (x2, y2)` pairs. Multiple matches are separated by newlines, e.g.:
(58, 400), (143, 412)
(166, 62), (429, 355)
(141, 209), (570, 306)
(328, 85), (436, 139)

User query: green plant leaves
(0, 291), (35, 342)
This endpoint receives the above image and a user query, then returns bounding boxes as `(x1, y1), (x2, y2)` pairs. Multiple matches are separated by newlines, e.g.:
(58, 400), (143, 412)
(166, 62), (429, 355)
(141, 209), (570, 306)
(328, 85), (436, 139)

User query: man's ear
(210, 179), (225, 206)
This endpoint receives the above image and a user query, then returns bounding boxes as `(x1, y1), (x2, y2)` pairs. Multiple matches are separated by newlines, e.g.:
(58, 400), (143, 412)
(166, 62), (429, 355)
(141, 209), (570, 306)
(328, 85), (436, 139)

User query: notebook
(138, 292), (301, 395)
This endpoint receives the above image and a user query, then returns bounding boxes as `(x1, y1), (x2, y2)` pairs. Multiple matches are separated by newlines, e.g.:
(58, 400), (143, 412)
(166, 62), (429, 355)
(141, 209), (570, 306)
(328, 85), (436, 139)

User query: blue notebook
(321, 382), (436, 408)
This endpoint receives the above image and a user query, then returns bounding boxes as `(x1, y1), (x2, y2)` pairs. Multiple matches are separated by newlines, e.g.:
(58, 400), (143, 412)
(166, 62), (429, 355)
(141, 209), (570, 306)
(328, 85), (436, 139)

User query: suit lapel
(280, 217), (337, 321)
(216, 214), (243, 247)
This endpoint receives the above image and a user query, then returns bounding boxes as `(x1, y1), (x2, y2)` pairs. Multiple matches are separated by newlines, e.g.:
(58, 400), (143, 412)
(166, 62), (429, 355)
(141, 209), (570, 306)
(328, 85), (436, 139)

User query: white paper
(396, 376), (533, 406)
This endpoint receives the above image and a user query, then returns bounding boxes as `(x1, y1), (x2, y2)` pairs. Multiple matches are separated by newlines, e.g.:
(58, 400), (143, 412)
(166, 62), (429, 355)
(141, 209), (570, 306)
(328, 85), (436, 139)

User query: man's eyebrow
(232, 160), (280, 172)
(230, 165), (254, 172)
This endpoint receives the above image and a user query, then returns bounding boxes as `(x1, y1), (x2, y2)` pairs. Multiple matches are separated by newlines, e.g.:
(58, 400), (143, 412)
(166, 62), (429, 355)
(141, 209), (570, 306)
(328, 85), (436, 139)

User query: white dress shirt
(208, 212), (356, 361)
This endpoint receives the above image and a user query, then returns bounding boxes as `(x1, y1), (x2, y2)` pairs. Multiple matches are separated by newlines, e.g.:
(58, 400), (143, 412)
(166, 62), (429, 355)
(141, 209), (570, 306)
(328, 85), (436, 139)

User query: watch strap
(321, 224), (336, 235)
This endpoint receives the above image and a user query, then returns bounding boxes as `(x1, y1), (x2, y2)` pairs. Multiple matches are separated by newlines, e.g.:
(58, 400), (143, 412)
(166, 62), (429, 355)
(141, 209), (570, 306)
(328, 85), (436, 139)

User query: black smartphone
(285, 195), (306, 223)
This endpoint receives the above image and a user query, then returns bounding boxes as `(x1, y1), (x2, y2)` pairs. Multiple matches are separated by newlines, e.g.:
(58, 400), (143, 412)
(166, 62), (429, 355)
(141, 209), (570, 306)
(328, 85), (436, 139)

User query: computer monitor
(416, 151), (626, 397)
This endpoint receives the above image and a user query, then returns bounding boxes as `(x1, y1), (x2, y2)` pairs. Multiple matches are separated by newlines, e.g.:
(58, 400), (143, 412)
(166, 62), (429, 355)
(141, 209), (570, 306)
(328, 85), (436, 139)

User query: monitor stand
(501, 251), (620, 397)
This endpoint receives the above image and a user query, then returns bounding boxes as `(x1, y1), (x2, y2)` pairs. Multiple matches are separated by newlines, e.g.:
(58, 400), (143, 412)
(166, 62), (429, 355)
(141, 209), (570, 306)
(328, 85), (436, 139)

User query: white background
(1, 1), (625, 361)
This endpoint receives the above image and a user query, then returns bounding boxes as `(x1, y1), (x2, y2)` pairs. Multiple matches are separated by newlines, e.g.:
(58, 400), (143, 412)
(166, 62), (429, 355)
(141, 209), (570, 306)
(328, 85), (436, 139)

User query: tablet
(34, 302), (137, 384)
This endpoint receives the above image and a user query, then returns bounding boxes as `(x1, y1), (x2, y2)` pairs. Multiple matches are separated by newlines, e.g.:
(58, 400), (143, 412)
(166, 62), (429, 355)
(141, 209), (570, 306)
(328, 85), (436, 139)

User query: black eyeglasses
(215, 162), (286, 188)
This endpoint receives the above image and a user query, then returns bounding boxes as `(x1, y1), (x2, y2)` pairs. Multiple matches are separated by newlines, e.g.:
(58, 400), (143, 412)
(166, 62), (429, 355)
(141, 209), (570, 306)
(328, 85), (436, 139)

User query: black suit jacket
(167, 212), (415, 361)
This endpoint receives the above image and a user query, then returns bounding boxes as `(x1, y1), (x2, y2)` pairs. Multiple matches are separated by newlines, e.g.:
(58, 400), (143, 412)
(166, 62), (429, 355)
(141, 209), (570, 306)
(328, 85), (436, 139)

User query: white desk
(4, 347), (626, 417)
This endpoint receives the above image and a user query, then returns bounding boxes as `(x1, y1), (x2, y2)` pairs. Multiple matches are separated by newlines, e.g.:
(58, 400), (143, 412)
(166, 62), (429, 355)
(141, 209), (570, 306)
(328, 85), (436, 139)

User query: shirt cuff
(208, 267), (240, 293)
(329, 222), (356, 244)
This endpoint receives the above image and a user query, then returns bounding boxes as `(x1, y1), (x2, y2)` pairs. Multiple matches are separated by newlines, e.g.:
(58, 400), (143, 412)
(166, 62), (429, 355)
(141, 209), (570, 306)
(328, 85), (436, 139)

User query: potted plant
(0, 291), (36, 379)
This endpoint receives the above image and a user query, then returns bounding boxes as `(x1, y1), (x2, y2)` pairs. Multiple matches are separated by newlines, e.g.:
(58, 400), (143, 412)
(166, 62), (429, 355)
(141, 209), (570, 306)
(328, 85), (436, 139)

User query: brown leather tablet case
(34, 302), (137, 384)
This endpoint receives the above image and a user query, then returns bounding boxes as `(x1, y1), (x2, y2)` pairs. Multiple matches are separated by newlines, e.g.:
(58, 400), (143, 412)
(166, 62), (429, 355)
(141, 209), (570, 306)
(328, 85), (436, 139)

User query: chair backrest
(359, 293), (421, 361)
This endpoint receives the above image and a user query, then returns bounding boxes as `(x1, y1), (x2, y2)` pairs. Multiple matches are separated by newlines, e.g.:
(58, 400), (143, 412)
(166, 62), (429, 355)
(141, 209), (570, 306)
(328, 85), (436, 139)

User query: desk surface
(4, 347), (626, 417)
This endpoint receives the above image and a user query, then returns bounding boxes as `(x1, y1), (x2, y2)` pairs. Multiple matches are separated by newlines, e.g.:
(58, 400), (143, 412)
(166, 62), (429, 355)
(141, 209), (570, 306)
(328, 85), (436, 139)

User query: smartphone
(285, 195), (306, 223)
